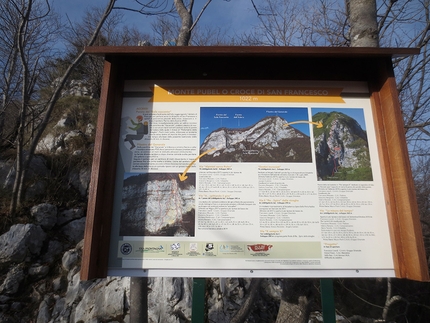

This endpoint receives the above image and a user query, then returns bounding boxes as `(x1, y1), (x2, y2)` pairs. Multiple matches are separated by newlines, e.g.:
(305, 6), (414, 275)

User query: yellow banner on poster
(152, 86), (344, 103)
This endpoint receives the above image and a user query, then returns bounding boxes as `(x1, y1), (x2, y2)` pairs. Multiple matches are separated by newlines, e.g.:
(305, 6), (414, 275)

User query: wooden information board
(81, 47), (428, 281)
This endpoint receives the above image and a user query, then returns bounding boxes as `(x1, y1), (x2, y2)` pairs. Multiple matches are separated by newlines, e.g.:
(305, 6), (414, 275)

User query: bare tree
(150, 14), (232, 45)
(151, 15), (180, 45)
(239, 0), (350, 46)
(380, 0), (430, 160)
(8, 0), (116, 215)
(120, 0), (224, 45)
(173, 0), (194, 45)
(60, 7), (150, 98)
(0, 0), (60, 151)
(0, 2), (20, 150)
(190, 24), (232, 45)
(2, 0), (61, 213)
(301, 0), (349, 46)
(413, 156), (430, 264)
(241, 0), (306, 46)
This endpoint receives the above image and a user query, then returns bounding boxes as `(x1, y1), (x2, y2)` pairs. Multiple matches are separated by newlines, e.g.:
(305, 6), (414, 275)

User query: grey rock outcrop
(57, 208), (84, 226)
(36, 133), (65, 152)
(63, 130), (85, 148)
(0, 224), (46, 264)
(37, 295), (55, 323)
(0, 264), (25, 295)
(62, 250), (79, 272)
(36, 129), (88, 154)
(148, 277), (192, 323)
(64, 80), (92, 97)
(60, 217), (86, 245)
(85, 123), (95, 136)
(54, 114), (75, 128)
(74, 276), (130, 322)
(41, 239), (64, 264)
(68, 167), (91, 197)
(31, 203), (58, 230)
(28, 263), (50, 278)
(3, 153), (49, 190)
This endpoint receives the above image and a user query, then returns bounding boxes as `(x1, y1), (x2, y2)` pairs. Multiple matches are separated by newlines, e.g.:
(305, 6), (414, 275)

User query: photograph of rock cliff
(119, 173), (196, 236)
(199, 107), (312, 163)
(312, 109), (373, 181)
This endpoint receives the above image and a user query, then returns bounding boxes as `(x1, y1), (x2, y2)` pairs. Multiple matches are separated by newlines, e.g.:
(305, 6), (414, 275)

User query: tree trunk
(347, 0), (379, 47)
(10, 0), (33, 214)
(0, 46), (18, 149)
(275, 279), (313, 323)
(174, 0), (193, 46)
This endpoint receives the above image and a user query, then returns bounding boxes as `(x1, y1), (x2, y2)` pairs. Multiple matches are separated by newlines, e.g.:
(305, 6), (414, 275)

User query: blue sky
(53, 0), (260, 39)
(200, 107), (310, 145)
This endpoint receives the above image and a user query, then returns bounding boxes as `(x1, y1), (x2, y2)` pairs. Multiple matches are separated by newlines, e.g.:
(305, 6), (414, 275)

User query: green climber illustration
(124, 115), (149, 149)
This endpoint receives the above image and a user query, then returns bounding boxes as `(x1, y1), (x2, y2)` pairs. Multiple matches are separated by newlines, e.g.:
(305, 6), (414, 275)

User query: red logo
(247, 244), (273, 252)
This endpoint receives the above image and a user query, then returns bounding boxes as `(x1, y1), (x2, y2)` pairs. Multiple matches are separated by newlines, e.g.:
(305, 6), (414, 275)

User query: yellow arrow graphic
(179, 148), (217, 182)
(284, 120), (323, 128)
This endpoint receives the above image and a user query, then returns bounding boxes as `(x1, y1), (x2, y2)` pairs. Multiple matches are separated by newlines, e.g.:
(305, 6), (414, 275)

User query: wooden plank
(370, 58), (428, 281)
(85, 46), (419, 58)
(370, 72), (402, 278)
(81, 59), (123, 280)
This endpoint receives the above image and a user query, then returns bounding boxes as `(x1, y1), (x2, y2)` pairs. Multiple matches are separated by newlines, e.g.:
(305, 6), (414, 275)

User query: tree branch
(190, 0), (211, 32)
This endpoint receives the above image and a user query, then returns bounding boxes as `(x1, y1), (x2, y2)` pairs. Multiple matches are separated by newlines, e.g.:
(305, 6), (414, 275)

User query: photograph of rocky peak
(199, 107), (312, 163)
(312, 109), (373, 181)
(120, 173), (196, 236)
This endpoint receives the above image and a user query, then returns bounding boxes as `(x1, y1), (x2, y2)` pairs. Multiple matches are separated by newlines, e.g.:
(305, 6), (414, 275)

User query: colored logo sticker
(171, 243), (181, 250)
(247, 244), (273, 252)
(120, 243), (132, 255)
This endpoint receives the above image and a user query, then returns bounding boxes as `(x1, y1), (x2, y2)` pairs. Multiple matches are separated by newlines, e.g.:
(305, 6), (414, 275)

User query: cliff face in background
(120, 173), (196, 236)
(200, 116), (312, 162)
(313, 112), (372, 181)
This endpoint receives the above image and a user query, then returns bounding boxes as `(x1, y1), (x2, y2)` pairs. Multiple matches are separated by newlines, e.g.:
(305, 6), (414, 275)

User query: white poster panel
(107, 80), (395, 278)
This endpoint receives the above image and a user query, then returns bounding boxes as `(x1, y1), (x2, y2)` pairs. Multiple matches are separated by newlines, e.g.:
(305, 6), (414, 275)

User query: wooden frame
(81, 46), (428, 281)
